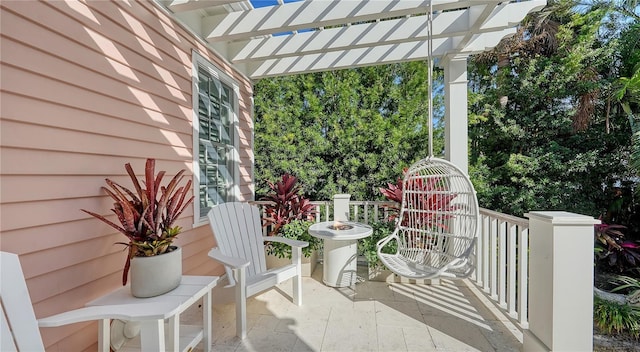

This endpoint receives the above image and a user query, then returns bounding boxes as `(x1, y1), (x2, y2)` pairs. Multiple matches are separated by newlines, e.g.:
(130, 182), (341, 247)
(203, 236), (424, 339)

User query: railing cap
(525, 211), (600, 225)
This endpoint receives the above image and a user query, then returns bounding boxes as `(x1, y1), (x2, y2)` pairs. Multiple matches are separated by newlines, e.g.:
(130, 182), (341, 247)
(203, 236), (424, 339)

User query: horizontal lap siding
(0, 0), (253, 350)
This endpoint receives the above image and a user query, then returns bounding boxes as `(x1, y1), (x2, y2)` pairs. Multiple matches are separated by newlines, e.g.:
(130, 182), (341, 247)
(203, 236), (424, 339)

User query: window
(193, 52), (239, 220)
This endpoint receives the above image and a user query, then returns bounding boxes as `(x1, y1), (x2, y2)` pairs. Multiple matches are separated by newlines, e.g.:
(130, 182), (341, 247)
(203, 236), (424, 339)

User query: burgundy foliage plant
(595, 222), (640, 276)
(379, 169), (458, 230)
(82, 158), (194, 285)
(261, 173), (316, 236)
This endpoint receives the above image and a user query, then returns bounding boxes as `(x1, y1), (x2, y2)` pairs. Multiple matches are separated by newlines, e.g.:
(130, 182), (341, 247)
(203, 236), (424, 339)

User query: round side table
(308, 221), (373, 287)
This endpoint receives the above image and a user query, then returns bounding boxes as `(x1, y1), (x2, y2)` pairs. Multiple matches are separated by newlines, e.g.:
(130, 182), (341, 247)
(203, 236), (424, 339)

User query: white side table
(86, 275), (218, 352)
(309, 221), (373, 287)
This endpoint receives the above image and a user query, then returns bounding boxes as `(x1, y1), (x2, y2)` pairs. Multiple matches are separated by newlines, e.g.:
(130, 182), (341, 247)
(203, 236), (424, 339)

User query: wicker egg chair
(376, 157), (479, 279)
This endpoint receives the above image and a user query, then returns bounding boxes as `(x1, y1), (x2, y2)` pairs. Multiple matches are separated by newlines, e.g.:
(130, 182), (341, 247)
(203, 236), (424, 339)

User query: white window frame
(192, 51), (241, 226)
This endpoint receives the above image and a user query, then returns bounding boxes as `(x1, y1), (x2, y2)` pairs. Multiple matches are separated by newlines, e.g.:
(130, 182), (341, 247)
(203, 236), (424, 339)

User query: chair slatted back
(207, 202), (267, 282)
(1, 251), (45, 352)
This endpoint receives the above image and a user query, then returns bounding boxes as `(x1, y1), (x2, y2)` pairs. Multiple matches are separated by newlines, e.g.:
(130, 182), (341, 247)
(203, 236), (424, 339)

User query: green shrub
(593, 296), (640, 339)
(266, 220), (321, 259)
(358, 220), (396, 270)
(611, 275), (640, 304)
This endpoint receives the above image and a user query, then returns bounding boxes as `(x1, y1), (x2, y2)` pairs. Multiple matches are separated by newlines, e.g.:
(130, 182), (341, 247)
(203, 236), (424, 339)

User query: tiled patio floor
(198, 263), (523, 352)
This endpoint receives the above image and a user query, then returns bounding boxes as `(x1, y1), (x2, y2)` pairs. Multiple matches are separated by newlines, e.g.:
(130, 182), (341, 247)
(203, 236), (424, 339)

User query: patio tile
(403, 325), (438, 351)
(235, 328), (299, 352)
(285, 314), (326, 352)
(424, 315), (496, 352)
(375, 300), (426, 328)
(282, 304), (332, 322)
(321, 307), (378, 351)
(479, 323), (523, 351)
(199, 263), (522, 352)
(353, 280), (396, 301)
(376, 325), (408, 351)
(352, 299), (376, 312)
(276, 304), (330, 348)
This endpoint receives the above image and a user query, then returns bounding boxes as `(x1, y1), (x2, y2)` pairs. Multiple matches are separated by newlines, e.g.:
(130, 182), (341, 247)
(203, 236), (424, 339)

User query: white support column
(333, 194), (351, 221)
(322, 194), (356, 287)
(443, 55), (469, 175)
(523, 211), (599, 352)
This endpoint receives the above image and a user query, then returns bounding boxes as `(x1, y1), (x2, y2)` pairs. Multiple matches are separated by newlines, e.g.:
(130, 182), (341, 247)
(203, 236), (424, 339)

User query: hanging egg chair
(375, 1), (479, 280)
(376, 157), (479, 279)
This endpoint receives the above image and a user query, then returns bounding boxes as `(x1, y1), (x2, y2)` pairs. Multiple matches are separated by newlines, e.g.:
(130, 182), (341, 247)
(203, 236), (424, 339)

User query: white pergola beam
(202, 0), (500, 43)
(482, 0), (546, 29)
(458, 0), (545, 50)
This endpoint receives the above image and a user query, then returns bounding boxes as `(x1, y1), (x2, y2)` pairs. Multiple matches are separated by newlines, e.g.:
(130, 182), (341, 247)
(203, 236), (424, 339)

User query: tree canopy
(468, 0), (639, 234)
(254, 63), (444, 201)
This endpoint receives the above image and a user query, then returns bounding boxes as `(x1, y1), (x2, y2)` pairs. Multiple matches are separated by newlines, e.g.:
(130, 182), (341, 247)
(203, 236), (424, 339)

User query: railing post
(523, 211), (599, 352)
(333, 194), (351, 221)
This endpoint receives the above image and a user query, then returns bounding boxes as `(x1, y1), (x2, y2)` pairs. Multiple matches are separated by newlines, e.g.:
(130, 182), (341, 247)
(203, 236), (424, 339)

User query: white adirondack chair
(207, 202), (308, 339)
(0, 251), (177, 352)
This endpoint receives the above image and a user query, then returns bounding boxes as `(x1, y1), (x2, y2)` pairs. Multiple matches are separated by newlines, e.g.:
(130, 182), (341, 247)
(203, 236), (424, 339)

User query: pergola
(158, 0), (546, 173)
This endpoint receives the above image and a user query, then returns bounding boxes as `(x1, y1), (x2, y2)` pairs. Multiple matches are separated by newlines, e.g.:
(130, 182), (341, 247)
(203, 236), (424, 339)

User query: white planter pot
(130, 246), (182, 298)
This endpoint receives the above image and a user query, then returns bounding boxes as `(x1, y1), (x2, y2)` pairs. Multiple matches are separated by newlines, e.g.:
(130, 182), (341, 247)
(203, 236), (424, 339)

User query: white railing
(475, 208), (530, 328)
(249, 200), (395, 234)
(249, 200), (529, 327)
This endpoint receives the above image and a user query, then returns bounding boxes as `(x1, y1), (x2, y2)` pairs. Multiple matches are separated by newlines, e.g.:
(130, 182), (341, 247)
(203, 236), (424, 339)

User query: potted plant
(260, 173), (320, 275)
(82, 158), (194, 297)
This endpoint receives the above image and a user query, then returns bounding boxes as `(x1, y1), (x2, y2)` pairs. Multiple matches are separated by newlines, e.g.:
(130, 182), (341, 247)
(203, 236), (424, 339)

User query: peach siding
(0, 1), (254, 350)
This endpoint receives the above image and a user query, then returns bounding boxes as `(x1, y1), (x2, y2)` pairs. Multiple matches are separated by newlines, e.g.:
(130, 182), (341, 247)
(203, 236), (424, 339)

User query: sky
(250, 0), (303, 8)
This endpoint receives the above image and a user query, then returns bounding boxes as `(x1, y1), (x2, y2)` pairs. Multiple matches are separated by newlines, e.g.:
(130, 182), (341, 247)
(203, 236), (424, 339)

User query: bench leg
(168, 313), (179, 352)
(139, 319), (165, 351)
(98, 319), (109, 352)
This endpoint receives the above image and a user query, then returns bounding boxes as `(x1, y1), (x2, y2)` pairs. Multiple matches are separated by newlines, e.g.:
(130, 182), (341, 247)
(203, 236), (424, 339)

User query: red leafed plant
(82, 158), (194, 285)
(380, 169), (458, 230)
(261, 173), (316, 236)
(595, 222), (640, 276)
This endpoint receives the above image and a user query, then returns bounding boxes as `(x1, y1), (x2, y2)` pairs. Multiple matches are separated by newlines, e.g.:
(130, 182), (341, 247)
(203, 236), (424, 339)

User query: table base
(322, 239), (358, 287)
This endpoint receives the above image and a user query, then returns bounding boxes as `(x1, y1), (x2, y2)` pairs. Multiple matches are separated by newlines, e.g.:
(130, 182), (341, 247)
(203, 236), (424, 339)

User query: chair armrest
(376, 232), (399, 255)
(208, 248), (250, 269)
(38, 302), (178, 327)
(263, 236), (309, 248)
